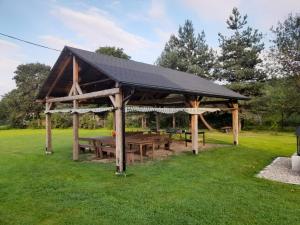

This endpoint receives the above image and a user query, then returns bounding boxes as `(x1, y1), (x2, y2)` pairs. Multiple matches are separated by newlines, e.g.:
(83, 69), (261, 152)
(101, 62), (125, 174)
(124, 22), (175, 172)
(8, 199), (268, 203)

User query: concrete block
(291, 153), (300, 172)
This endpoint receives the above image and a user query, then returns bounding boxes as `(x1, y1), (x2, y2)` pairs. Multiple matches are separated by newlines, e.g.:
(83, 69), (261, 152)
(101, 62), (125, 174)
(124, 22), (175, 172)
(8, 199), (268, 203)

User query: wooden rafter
(46, 56), (71, 97)
(80, 78), (111, 87)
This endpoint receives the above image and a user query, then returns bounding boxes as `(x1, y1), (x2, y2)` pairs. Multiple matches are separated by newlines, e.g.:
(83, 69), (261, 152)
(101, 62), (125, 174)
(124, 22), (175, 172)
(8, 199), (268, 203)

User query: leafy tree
(270, 13), (300, 84)
(217, 7), (266, 96)
(250, 78), (300, 129)
(0, 90), (22, 127)
(95, 46), (131, 59)
(0, 63), (50, 127)
(255, 13), (300, 129)
(246, 14), (300, 130)
(157, 20), (216, 79)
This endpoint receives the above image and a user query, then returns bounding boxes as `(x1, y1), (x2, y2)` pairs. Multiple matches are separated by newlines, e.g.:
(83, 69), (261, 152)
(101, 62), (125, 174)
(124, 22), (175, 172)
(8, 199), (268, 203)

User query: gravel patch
(257, 157), (300, 185)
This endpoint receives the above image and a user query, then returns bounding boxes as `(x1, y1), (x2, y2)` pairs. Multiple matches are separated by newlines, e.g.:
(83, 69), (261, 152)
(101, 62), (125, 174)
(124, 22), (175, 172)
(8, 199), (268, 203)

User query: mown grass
(0, 129), (299, 225)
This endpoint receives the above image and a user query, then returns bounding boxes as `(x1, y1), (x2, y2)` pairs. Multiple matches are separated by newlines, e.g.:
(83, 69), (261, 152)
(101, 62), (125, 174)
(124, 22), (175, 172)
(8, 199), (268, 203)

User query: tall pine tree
(157, 20), (216, 79)
(217, 7), (266, 96)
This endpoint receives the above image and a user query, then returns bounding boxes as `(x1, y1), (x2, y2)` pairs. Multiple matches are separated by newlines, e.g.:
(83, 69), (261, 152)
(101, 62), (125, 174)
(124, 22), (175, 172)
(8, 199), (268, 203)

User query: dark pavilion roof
(37, 46), (248, 102)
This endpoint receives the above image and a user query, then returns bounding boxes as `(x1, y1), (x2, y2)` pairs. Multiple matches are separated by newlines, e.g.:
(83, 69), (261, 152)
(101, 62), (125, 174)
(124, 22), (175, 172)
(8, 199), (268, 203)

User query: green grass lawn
(0, 129), (300, 225)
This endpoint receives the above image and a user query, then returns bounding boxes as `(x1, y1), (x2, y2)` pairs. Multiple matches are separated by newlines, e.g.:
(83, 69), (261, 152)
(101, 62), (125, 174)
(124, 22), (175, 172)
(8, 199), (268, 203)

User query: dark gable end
(37, 46), (249, 100)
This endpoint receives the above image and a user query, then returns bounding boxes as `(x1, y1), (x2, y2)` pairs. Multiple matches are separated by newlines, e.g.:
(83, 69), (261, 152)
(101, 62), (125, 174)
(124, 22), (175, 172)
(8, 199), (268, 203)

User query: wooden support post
(45, 102), (52, 154)
(141, 116), (144, 128)
(72, 56), (79, 160)
(172, 114), (176, 129)
(188, 98), (200, 154)
(191, 113), (198, 154)
(114, 89), (124, 174)
(232, 102), (239, 145)
(156, 112), (160, 132)
(113, 111), (116, 131)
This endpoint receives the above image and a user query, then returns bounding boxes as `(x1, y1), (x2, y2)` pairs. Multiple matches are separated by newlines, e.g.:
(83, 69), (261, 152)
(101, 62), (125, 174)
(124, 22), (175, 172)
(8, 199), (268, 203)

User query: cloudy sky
(0, 0), (299, 97)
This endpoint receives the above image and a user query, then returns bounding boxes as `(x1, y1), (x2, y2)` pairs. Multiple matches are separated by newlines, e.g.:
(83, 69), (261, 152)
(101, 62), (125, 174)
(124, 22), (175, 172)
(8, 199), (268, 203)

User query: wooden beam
(187, 97), (200, 154)
(46, 88), (120, 103)
(72, 56), (79, 160)
(115, 89), (125, 174)
(232, 102), (239, 145)
(68, 84), (74, 96)
(156, 112), (160, 132)
(45, 102), (52, 154)
(109, 95), (116, 107)
(80, 78), (111, 87)
(75, 82), (83, 95)
(172, 114), (176, 129)
(46, 56), (71, 97)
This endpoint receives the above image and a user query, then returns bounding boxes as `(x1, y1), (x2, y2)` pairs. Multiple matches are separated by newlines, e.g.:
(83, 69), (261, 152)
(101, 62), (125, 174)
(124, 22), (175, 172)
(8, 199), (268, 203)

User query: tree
(157, 20), (216, 79)
(271, 13), (300, 83)
(260, 13), (300, 129)
(95, 46), (131, 59)
(217, 7), (266, 96)
(0, 63), (50, 127)
(250, 78), (300, 129)
(247, 14), (300, 130)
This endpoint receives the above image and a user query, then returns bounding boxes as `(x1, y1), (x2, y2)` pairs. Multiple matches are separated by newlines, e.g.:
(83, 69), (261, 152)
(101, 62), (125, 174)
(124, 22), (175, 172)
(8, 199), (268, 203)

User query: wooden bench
(185, 131), (205, 146)
(79, 144), (93, 152)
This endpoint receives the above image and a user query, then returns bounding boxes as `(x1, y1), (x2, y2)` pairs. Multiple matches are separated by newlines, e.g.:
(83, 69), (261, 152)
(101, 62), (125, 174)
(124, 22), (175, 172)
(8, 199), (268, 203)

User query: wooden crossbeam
(46, 88), (120, 103)
(109, 95), (116, 107)
(75, 82), (83, 95)
(68, 84), (74, 96)
(80, 78), (111, 87)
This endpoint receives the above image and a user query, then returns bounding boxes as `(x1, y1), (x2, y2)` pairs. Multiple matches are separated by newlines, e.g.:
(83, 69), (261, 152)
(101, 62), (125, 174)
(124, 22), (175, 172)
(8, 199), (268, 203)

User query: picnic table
(78, 134), (169, 163)
(127, 138), (155, 162)
(78, 136), (113, 158)
(221, 126), (232, 133)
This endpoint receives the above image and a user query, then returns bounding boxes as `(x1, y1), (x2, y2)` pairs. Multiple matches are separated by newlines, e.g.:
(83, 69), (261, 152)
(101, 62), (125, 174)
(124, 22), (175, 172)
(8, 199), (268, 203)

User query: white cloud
(39, 35), (80, 50)
(245, 0), (300, 30)
(183, 0), (300, 31)
(184, 0), (240, 22)
(52, 6), (154, 54)
(148, 0), (167, 21)
(0, 39), (21, 97)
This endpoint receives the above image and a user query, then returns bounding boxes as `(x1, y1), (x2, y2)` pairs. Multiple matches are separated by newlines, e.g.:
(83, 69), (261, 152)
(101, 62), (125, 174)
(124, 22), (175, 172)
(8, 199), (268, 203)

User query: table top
(79, 136), (156, 145)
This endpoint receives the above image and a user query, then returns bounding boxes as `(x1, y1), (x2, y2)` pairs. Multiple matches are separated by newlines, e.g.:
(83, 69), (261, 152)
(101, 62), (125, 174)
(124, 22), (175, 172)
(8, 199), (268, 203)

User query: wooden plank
(46, 56), (71, 97)
(46, 88), (120, 103)
(232, 103), (239, 145)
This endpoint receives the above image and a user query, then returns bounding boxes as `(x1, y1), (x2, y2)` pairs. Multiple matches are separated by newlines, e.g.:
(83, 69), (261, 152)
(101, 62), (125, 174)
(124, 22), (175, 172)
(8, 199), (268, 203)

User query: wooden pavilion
(37, 46), (248, 174)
